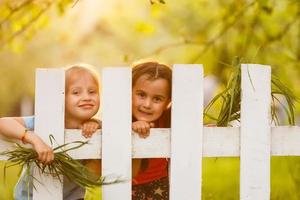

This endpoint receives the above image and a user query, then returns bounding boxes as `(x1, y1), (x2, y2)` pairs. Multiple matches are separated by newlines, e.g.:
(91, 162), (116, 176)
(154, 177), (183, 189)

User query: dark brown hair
(132, 61), (172, 97)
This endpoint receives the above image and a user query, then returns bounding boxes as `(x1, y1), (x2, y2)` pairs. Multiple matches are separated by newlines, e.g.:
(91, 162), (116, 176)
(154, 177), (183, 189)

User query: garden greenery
(204, 57), (298, 126)
(1, 135), (120, 192)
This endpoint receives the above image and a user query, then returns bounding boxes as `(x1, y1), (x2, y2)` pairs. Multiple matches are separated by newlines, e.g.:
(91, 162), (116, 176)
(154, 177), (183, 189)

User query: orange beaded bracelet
(20, 128), (29, 144)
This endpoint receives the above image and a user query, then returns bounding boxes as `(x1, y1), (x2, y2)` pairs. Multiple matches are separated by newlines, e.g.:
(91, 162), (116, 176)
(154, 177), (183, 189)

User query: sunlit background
(0, 0), (300, 199)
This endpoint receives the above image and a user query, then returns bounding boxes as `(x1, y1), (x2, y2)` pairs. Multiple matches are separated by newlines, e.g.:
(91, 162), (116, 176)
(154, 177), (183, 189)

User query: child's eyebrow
(69, 86), (81, 90)
(135, 89), (145, 93)
(154, 94), (166, 99)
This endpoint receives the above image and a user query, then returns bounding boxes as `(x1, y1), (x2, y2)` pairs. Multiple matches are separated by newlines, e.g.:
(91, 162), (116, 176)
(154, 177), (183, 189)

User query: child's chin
(78, 113), (95, 120)
(136, 117), (154, 122)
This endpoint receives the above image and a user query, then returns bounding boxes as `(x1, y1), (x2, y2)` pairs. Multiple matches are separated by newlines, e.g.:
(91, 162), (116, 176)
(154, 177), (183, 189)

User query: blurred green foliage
(1, 0), (299, 120)
(0, 2), (300, 198)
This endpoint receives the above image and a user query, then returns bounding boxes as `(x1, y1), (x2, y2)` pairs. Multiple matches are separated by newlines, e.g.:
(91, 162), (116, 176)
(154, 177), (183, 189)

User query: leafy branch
(0, 2), (52, 48)
(204, 57), (298, 126)
(1, 135), (121, 190)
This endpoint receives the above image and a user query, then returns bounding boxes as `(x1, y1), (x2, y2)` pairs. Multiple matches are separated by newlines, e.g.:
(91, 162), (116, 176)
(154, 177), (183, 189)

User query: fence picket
(170, 64), (203, 200)
(102, 68), (132, 200)
(33, 69), (65, 200)
(240, 64), (271, 200)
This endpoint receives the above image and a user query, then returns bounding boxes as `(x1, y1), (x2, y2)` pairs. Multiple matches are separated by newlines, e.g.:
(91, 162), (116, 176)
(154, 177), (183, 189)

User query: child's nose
(142, 98), (151, 108)
(82, 92), (92, 100)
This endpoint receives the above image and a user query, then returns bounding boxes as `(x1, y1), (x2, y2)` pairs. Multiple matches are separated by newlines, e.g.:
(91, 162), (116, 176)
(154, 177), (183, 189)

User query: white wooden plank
(170, 64), (203, 200)
(203, 127), (239, 157)
(240, 64), (271, 200)
(132, 129), (170, 158)
(65, 129), (101, 159)
(33, 69), (65, 200)
(102, 68), (131, 200)
(2, 127), (300, 161)
(271, 126), (300, 156)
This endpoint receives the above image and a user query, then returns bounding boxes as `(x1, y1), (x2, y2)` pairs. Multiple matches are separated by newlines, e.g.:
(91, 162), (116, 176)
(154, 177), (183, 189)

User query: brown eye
(153, 97), (162, 103)
(72, 90), (79, 95)
(137, 92), (146, 98)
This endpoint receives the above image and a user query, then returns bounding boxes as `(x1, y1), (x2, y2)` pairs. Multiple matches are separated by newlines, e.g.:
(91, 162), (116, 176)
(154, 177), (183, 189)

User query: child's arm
(132, 121), (155, 138)
(0, 117), (54, 164)
(81, 118), (102, 138)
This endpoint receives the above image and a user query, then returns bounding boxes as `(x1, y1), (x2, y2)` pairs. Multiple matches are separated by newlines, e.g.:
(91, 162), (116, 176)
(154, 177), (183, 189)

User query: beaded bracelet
(20, 128), (29, 144)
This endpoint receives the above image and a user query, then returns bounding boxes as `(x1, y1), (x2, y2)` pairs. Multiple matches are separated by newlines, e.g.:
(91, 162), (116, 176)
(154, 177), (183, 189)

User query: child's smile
(78, 103), (96, 109)
(137, 108), (153, 116)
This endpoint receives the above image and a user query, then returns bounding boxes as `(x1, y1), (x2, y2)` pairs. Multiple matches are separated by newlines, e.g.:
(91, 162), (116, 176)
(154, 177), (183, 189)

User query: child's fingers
(132, 123), (140, 133)
(38, 151), (48, 164)
(140, 123), (150, 138)
(49, 151), (55, 163)
(143, 124), (150, 136)
(83, 130), (92, 138)
(82, 124), (93, 138)
(37, 152), (45, 163)
(82, 123), (99, 138)
(136, 126), (145, 138)
(132, 121), (151, 138)
(89, 126), (97, 134)
(45, 151), (54, 164)
(149, 122), (155, 128)
(39, 149), (54, 164)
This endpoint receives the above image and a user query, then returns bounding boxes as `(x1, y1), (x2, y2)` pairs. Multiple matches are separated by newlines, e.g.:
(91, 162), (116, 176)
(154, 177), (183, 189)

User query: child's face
(132, 75), (170, 123)
(65, 71), (100, 124)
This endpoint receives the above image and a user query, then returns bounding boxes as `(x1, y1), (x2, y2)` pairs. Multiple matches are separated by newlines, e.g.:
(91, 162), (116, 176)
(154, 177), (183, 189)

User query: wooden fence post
(170, 64), (203, 200)
(102, 67), (132, 200)
(240, 64), (271, 200)
(33, 69), (65, 200)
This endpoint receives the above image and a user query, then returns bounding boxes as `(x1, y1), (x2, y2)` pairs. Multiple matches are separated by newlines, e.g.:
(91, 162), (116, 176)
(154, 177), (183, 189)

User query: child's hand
(27, 132), (54, 164)
(81, 119), (102, 138)
(132, 121), (155, 138)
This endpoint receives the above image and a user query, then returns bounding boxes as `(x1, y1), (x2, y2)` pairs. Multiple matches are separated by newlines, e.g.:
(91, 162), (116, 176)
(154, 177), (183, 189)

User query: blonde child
(0, 64), (101, 200)
(131, 61), (172, 200)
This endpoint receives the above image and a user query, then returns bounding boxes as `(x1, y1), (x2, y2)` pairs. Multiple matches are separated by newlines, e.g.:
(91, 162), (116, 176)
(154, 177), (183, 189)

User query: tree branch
(141, 1), (256, 61)
(0, 0), (32, 27)
(191, 1), (256, 63)
(0, 2), (52, 48)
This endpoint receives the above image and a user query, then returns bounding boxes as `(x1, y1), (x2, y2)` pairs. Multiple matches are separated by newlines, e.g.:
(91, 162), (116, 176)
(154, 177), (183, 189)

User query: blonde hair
(64, 63), (100, 89)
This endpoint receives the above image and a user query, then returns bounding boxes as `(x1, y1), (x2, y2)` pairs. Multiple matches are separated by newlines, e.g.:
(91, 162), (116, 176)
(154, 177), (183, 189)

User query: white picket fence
(1, 64), (300, 200)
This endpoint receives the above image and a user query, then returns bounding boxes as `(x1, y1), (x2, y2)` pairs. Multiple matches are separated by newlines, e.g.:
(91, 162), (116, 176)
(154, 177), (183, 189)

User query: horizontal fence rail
(1, 127), (300, 160)
(0, 64), (299, 200)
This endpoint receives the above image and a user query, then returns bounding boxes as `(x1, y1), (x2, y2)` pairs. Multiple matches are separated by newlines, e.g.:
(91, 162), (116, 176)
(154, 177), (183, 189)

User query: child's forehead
(136, 74), (169, 85)
(67, 68), (96, 78)
(135, 76), (170, 91)
(66, 69), (99, 86)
